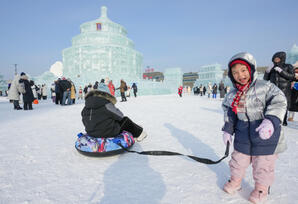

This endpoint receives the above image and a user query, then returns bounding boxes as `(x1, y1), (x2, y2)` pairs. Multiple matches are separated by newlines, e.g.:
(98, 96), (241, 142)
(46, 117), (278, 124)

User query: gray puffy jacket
(222, 52), (287, 155)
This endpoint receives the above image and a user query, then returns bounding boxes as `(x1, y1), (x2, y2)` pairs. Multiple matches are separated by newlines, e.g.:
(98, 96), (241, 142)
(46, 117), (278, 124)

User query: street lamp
(13, 64), (18, 75)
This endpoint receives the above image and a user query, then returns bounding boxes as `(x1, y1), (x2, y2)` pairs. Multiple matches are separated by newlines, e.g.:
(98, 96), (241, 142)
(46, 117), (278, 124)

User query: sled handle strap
(117, 142), (230, 165)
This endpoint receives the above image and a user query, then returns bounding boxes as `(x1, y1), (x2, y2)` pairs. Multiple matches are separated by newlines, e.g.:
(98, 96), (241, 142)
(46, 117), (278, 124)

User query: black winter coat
(19, 79), (34, 103)
(212, 84), (218, 94)
(132, 83), (137, 92)
(264, 52), (296, 107)
(81, 90), (124, 138)
(59, 80), (71, 92)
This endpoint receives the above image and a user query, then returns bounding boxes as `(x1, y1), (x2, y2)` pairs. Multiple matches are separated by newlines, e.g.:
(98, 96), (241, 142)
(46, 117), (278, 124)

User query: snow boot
(249, 183), (269, 204)
(136, 130), (147, 142)
(223, 178), (242, 194)
(120, 117), (146, 141)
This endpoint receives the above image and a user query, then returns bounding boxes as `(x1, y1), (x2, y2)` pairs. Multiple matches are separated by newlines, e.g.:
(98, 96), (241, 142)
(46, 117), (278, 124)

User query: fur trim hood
(85, 89), (117, 105)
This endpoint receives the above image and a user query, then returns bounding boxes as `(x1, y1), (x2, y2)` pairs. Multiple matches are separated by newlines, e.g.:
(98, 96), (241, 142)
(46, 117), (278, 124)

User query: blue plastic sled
(75, 131), (135, 157)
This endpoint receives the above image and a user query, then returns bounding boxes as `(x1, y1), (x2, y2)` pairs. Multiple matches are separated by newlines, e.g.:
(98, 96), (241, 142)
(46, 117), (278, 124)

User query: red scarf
(229, 59), (252, 114)
(231, 83), (250, 114)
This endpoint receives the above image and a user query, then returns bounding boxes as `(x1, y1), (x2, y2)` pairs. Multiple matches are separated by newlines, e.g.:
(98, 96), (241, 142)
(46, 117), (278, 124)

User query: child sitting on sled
(81, 83), (147, 142)
(221, 52), (287, 203)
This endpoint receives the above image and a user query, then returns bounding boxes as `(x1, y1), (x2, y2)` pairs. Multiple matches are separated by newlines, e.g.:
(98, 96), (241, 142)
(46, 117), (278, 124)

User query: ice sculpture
(32, 6), (183, 96)
(49, 61), (63, 78)
(194, 64), (227, 87)
(287, 44), (298, 65)
(62, 6), (143, 87)
(0, 74), (7, 93)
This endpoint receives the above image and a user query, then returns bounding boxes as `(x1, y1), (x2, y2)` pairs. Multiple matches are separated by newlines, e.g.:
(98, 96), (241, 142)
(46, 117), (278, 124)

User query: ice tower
(33, 6), (183, 96)
(0, 74), (7, 94)
(194, 64), (225, 87)
(286, 44), (298, 65)
(62, 6), (143, 85)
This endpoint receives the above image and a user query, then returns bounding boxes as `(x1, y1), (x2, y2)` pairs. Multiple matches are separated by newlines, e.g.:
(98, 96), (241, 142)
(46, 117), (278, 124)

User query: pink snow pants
(229, 150), (278, 187)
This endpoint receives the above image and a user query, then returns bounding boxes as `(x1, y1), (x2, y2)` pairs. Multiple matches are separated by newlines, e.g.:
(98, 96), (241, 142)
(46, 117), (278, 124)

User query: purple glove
(255, 119), (274, 140)
(223, 132), (232, 145)
(274, 67), (283, 73)
(265, 66), (273, 73)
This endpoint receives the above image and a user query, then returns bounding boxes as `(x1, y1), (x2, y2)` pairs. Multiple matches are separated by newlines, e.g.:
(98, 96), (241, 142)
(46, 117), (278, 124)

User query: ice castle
(0, 74), (7, 94)
(287, 44), (298, 65)
(60, 6), (182, 95)
(193, 63), (226, 87)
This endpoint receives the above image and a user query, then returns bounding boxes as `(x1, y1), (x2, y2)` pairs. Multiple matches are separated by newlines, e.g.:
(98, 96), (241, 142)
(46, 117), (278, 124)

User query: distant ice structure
(33, 6), (182, 96)
(193, 63), (227, 87)
(50, 61), (63, 78)
(287, 44), (298, 65)
(0, 74), (7, 94)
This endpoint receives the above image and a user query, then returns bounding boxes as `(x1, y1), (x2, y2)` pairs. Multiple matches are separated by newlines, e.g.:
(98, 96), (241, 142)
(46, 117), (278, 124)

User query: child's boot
(249, 183), (269, 204)
(136, 130), (147, 142)
(223, 177), (242, 194)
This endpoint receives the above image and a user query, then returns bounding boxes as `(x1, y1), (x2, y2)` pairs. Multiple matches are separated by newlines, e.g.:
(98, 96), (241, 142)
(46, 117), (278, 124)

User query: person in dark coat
(59, 78), (72, 105)
(116, 79), (127, 102)
(19, 73), (34, 110)
(263, 51), (296, 125)
(219, 81), (225, 99)
(288, 66), (298, 121)
(132, 83), (138, 97)
(81, 83), (147, 141)
(93, 81), (99, 90)
(55, 79), (62, 105)
(212, 83), (218, 98)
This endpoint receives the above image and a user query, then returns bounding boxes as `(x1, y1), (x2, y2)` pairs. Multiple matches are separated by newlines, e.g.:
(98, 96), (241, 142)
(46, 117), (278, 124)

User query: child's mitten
(255, 119), (274, 140)
(223, 131), (232, 145)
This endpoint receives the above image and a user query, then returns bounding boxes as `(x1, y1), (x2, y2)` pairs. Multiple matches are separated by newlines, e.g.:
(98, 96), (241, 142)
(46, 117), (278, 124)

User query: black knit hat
(20, 72), (26, 76)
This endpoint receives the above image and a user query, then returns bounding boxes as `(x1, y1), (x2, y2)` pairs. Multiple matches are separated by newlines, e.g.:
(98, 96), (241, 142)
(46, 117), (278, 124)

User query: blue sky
(0, 0), (297, 79)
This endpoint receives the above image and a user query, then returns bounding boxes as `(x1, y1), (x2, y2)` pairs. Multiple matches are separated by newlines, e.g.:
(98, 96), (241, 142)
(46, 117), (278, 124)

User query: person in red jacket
(178, 86), (183, 97)
(108, 80), (115, 96)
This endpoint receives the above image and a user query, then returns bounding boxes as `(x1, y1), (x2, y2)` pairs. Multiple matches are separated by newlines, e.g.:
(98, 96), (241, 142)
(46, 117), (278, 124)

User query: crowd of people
(6, 72), (48, 110)
(192, 81), (231, 99)
(6, 75), (139, 110)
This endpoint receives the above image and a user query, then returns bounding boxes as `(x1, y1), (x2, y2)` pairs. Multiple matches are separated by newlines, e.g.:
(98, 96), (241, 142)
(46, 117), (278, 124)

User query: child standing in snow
(81, 83), (147, 142)
(222, 52), (287, 203)
(78, 86), (83, 100)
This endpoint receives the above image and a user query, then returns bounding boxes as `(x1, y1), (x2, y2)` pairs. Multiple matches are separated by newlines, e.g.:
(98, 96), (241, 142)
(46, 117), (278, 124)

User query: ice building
(194, 64), (226, 87)
(0, 74), (8, 94)
(33, 6), (183, 96)
(62, 6), (143, 86)
(286, 44), (298, 65)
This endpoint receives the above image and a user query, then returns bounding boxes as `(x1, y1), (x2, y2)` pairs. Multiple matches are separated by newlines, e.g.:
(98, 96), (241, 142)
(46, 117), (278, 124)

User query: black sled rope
(117, 142), (230, 165)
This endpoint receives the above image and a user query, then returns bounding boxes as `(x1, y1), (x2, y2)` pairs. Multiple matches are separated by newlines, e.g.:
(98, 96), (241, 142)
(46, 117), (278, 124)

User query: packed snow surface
(0, 94), (297, 204)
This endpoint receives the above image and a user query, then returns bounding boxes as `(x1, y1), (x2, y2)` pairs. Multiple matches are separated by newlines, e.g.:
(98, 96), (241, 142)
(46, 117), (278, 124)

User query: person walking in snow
(70, 81), (76, 104)
(116, 79), (127, 102)
(212, 83), (218, 98)
(8, 73), (25, 110)
(222, 52), (287, 203)
(81, 83), (147, 142)
(19, 73), (34, 110)
(41, 84), (47, 100)
(78, 86), (83, 100)
(178, 86), (183, 97)
(207, 82), (212, 98)
(108, 80), (115, 96)
(132, 83), (138, 97)
(219, 81), (225, 100)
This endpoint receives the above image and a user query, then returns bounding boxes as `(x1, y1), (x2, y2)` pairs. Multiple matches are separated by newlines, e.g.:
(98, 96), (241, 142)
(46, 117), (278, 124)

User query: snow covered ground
(0, 94), (297, 204)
